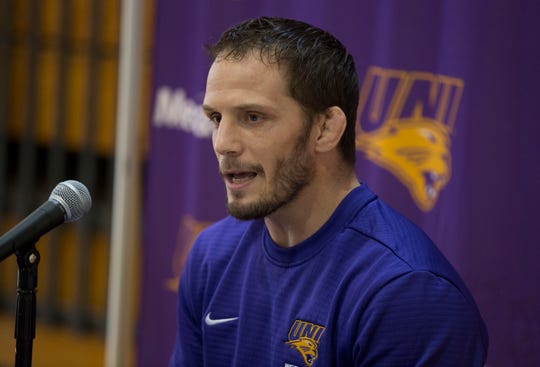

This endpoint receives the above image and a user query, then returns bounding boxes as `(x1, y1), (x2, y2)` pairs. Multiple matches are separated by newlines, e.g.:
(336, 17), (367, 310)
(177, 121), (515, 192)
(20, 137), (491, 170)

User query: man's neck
(264, 174), (360, 248)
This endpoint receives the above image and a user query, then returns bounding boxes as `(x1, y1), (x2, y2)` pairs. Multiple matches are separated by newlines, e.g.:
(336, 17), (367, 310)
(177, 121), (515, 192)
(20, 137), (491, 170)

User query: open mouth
(222, 171), (259, 187)
(220, 160), (263, 189)
(229, 172), (257, 183)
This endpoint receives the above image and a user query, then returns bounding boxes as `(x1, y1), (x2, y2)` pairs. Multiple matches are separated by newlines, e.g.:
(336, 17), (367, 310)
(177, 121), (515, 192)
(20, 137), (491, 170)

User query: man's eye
(247, 114), (260, 122)
(210, 114), (222, 124)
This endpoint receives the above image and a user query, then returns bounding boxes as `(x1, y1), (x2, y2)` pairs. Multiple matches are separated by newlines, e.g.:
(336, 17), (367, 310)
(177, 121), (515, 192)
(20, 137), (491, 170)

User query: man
(170, 17), (488, 367)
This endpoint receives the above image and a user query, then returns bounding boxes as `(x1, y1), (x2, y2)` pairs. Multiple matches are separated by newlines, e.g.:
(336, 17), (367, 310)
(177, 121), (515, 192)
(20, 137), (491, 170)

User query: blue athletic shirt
(170, 184), (488, 367)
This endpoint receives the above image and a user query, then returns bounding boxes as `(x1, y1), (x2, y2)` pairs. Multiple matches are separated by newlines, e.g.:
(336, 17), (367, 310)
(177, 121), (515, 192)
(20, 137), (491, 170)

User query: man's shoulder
(345, 189), (452, 274)
(344, 188), (476, 306)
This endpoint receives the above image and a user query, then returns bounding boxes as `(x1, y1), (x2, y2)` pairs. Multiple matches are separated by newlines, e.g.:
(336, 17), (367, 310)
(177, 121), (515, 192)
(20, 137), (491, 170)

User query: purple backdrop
(139, 1), (540, 366)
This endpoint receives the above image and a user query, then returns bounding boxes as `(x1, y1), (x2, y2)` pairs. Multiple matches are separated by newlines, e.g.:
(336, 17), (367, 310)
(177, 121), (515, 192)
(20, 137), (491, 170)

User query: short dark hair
(207, 17), (359, 165)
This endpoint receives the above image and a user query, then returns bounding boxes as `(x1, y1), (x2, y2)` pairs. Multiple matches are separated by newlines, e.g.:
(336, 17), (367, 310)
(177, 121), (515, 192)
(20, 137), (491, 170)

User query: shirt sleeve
(354, 270), (488, 367)
(168, 247), (204, 367)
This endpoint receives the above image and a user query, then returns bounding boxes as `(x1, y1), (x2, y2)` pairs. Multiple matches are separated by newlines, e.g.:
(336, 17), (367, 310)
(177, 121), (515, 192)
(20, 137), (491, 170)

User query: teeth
(231, 173), (255, 183)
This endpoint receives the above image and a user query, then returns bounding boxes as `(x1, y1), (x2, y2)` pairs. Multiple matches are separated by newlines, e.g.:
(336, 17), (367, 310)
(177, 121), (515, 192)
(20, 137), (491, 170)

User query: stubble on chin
(226, 153), (314, 220)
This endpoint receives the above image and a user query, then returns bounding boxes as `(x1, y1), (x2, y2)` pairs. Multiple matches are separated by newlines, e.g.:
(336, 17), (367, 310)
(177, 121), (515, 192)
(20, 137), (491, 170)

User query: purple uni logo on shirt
(286, 320), (326, 366)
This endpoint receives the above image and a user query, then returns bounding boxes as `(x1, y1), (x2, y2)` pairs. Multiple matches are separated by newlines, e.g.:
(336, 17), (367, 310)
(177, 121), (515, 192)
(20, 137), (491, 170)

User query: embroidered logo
(356, 66), (464, 211)
(286, 320), (326, 366)
(204, 312), (238, 326)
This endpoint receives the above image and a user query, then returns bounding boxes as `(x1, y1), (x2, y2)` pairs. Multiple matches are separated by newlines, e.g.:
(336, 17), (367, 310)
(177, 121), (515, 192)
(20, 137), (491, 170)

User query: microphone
(0, 180), (92, 262)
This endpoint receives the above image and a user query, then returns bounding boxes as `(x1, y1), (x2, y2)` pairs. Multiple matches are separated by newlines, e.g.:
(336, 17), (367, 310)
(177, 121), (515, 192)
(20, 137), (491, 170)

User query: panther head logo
(357, 105), (451, 211)
(287, 337), (319, 366)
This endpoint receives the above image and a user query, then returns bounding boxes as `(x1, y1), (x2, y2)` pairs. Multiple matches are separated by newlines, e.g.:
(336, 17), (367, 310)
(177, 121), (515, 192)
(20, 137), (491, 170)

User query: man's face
(203, 53), (315, 220)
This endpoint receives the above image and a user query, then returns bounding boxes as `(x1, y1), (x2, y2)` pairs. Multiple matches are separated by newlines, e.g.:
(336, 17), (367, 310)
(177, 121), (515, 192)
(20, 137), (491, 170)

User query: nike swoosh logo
(204, 312), (239, 326)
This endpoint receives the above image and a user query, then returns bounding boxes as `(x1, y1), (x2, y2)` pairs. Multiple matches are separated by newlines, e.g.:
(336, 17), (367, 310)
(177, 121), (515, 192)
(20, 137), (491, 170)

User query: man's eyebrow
(202, 104), (214, 113)
(202, 103), (271, 112)
(235, 104), (269, 111)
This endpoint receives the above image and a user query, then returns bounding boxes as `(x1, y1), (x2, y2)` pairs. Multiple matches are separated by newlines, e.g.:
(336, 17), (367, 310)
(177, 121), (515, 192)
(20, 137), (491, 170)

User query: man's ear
(314, 106), (347, 153)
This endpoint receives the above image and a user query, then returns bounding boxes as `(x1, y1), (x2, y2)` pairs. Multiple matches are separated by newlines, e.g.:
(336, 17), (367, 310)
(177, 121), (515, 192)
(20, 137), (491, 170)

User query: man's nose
(212, 118), (242, 156)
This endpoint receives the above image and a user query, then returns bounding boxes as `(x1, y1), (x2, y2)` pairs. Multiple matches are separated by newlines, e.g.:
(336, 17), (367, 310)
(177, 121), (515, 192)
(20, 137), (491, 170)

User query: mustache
(219, 158), (264, 175)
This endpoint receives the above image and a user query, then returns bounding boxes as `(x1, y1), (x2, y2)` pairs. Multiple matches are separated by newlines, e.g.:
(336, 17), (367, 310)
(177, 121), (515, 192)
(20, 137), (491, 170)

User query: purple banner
(139, 1), (540, 366)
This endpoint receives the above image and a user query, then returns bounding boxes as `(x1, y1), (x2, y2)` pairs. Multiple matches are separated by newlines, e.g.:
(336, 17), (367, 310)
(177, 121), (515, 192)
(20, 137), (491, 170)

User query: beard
(225, 126), (315, 220)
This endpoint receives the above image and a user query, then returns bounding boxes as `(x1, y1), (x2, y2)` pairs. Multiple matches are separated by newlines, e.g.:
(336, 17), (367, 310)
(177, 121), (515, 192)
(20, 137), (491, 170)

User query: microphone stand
(14, 243), (40, 367)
